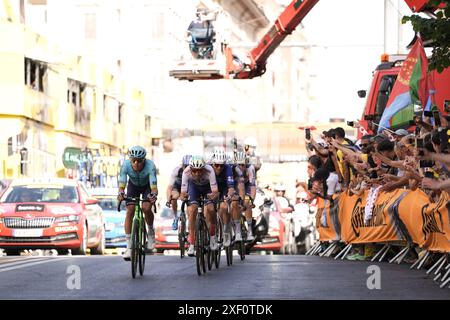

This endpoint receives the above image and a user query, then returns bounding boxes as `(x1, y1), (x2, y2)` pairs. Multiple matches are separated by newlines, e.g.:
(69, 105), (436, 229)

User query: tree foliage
(402, 0), (450, 73)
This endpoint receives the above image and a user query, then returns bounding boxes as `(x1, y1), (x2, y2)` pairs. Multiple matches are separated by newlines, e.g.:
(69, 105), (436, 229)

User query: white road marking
(0, 257), (68, 273)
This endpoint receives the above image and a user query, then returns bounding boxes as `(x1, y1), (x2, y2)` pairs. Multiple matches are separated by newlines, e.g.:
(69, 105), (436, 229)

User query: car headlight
(54, 215), (80, 223)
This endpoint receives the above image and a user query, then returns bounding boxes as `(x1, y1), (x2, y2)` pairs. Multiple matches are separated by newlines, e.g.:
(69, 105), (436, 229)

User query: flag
(378, 38), (429, 133)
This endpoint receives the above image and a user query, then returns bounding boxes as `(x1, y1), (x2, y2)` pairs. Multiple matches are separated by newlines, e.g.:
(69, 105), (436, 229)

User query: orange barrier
(315, 197), (340, 242)
(316, 189), (450, 252)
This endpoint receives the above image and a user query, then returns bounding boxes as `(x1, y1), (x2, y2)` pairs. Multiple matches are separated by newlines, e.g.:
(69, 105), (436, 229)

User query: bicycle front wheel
(195, 218), (204, 276)
(179, 215), (186, 259)
(215, 216), (223, 269)
(131, 220), (139, 278)
(204, 219), (212, 272)
(139, 220), (146, 276)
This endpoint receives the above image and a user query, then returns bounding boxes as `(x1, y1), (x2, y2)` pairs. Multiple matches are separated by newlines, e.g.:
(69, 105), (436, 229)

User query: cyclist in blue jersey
(117, 146), (158, 260)
(210, 148), (235, 247)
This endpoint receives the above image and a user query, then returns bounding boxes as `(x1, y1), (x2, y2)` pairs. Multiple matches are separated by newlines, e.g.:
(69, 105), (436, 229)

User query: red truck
(357, 53), (450, 138)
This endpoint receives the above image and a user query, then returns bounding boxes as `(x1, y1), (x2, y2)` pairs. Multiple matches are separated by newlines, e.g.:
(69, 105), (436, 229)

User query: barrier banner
(397, 190), (450, 252)
(338, 189), (410, 244)
(315, 196), (341, 241)
(316, 189), (450, 252)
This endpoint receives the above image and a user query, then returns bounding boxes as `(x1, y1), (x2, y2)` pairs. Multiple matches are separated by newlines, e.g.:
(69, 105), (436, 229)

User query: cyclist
(244, 137), (262, 177)
(117, 146), (158, 261)
(180, 155), (219, 257)
(230, 151), (246, 242)
(166, 155), (192, 230)
(210, 148), (235, 247)
(235, 151), (257, 241)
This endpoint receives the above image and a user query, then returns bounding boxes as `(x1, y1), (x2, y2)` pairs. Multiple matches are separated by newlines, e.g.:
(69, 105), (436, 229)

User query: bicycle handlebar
(117, 197), (158, 214)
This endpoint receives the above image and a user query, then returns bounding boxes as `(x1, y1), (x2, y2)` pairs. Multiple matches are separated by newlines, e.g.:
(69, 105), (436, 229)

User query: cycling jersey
(215, 164), (234, 189)
(118, 159), (158, 189)
(169, 165), (184, 190)
(181, 165), (218, 194)
(213, 164), (235, 199)
(242, 164), (256, 186)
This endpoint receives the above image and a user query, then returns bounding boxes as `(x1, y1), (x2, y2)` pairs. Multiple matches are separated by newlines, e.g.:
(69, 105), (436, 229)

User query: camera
(347, 121), (355, 127)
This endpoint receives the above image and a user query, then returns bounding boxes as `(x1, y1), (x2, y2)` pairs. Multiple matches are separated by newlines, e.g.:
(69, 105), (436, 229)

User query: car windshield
(97, 197), (125, 211)
(0, 185), (79, 203)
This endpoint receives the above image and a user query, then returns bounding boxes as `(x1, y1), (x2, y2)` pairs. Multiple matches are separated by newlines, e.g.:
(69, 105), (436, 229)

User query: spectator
(273, 183), (293, 213)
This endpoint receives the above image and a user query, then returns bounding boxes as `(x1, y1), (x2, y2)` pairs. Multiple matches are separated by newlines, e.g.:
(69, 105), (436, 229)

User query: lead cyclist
(117, 146), (158, 261)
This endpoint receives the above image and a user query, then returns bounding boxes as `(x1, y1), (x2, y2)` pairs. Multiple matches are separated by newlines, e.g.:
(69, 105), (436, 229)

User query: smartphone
(419, 160), (434, 168)
(305, 128), (311, 140)
(433, 110), (441, 127)
(423, 111), (433, 117)
(347, 121), (355, 127)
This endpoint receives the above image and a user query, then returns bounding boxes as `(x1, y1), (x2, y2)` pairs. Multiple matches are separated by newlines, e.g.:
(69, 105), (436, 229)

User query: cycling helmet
(234, 151), (247, 165)
(211, 148), (227, 164)
(189, 155), (205, 169)
(182, 154), (192, 166)
(274, 183), (286, 192)
(128, 146), (147, 159)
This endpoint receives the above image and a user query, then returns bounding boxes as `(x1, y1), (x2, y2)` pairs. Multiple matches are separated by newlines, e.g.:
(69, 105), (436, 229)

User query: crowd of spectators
(300, 113), (450, 260)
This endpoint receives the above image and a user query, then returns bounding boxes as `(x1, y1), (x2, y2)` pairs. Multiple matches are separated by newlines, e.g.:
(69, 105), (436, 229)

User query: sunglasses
(213, 164), (224, 168)
(131, 158), (144, 164)
(191, 168), (202, 174)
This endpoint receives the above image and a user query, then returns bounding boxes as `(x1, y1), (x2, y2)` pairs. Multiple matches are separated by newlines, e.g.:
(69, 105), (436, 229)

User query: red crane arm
(234, 0), (319, 79)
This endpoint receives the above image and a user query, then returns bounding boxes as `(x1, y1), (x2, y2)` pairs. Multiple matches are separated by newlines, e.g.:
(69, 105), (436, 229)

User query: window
(24, 57), (47, 93)
(375, 75), (397, 117)
(7, 137), (13, 156)
(103, 95), (120, 124)
(1, 186), (79, 203)
(68, 79), (91, 136)
(118, 103), (124, 124)
(145, 115), (151, 131)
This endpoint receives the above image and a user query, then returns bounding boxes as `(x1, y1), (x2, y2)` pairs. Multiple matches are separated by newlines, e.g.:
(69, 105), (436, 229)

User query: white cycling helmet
(234, 151), (247, 165)
(212, 148), (227, 164)
(274, 183), (286, 192)
(189, 155), (205, 169)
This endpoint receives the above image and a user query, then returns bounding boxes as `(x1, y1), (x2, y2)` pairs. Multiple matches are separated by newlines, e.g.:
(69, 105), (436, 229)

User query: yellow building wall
(1, 17), (154, 180)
